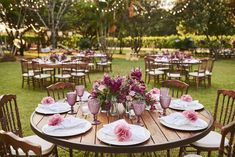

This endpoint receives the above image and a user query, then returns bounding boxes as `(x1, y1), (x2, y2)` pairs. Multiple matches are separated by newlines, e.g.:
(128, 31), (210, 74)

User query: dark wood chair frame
(20, 59), (35, 88)
(162, 80), (189, 98)
(46, 82), (75, 101)
(179, 89), (235, 157)
(0, 94), (57, 157)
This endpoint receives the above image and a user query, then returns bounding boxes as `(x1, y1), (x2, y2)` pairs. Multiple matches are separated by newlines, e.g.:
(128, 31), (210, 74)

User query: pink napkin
(181, 95), (193, 102)
(182, 110), (198, 122)
(41, 96), (55, 105)
(48, 114), (64, 126)
(114, 123), (132, 142)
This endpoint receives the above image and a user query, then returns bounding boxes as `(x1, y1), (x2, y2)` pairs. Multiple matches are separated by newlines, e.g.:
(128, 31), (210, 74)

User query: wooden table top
(30, 105), (213, 153)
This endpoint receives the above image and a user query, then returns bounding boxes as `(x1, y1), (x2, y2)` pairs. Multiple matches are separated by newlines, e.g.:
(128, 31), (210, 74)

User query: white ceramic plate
(77, 91), (91, 102)
(42, 119), (92, 137)
(97, 125), (150, 146)
(35, 103), (71, 115)
(159, 118), (208, 131)
(169, 100), (204, 111)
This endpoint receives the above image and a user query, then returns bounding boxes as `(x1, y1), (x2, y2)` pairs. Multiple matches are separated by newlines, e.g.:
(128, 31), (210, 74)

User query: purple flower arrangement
(91, 68), (152, 112)
(145, 88), (160, 111)
(49, 53), (67, 62)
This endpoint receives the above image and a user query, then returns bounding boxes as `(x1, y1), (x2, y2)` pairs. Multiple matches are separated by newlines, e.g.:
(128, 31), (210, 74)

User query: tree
(0, 0), (45, 55)
(178, 0), (235, 57)
(33, 0), (75, 49)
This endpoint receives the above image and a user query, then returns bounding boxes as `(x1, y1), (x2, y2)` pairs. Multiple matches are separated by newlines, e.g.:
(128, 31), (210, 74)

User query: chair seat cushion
(189, 72), (205, 77)
(157, 67), (169, 71)
(205, 70), (212, 76)
(192, 131), (229, 148)
(23, 73), (34, 77)
(88, 63), (95, 66)
(34, 74), (51, 79)
(43, 68), (54, 71)
(167, 73), (181, 78)
(54, 74), (71, 79)
(97, 62), (111, 66)
(71, 72), (85, 77)
(11, 135), (54, 156)
(184, 154), (202, 157)
(149, 70), (164, 75)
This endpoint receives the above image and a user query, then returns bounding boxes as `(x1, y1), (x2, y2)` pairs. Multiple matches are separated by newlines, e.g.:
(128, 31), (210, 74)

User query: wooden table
(30, 106), (213, 154)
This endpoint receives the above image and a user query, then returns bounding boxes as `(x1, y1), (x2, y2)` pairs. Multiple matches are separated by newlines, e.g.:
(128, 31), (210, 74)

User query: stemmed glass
(132, 100), (145, 126)
(88, 98), (101, 125)
(160, 87), (169, 97)
(66, 92), (77, 114)
(160, 95), (171, 116)
(76, 85), (85, 102)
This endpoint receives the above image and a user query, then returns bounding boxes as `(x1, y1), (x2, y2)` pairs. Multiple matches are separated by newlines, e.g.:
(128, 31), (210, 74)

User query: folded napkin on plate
(170, 99), (201, 109)
(38, 102), (70, 112)
(160, 112), (207, 128)
(102, 119), (147, 141)
(44, 117), (87, 132)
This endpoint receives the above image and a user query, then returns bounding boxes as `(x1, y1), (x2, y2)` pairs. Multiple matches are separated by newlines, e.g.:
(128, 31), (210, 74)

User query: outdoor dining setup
(1, 66), (234, 157)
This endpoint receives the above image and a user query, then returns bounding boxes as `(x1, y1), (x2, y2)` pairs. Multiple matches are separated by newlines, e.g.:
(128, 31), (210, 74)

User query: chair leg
(208, 76), (211, 87)
(207, 151), (211, 157)
(178, 147), (184, 157)
(69, 148), (73, 157)
(196, 77), (199, 89)
(167, 149), (170, 157)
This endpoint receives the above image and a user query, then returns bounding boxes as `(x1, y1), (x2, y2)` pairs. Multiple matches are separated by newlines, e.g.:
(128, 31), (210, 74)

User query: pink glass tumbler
(88, 98), (101, 125)
(132, 101), (145, 126)
(76, 85), (85, 102)
(160, 95), (171, 116)
(66, 92), (77, 114)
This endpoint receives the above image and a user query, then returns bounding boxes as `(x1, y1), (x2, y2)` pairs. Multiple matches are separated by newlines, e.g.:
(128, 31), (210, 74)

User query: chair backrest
(0, 130), (42, 157)
(207, 58), (215, 73)
(0, 95), (22, 137)
(198, 58), (208, 73)
(32, 61), (42, 75)
(219, 121), (235, 157)
(213, 89), (235, 130)
(47, 82), (75, 100)
(144, 56), (155, 71)
(20, 59), (31, 74)
(162, 80), (189, 98)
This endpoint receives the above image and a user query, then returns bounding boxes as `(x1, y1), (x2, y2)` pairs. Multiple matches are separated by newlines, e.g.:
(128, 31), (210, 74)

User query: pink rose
(183, 110), (198, 122)
(126, 95), (133, 101)
(129, 91), (136, 96)
(181, 94), (193, 102)
(151, 88), (160, 94)
(48, 114), (64, 126)
(114, 123), (132, 142)
(41, 96), (55, 105)
(98, 84), (106, 92)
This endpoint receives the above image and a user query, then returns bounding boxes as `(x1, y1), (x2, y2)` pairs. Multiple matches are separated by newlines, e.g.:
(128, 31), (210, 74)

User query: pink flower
(41, 96), (55, 105)
(48, 114), (64, 126)
(129, 91), (135, 96)
(98, 84), (106, 92)
(126, 95), (133, 101)
(183, 110), (198, 122)
(181, 94), (193, 102)
(114, 123), (132, 142)
(150, 88), (160, 94)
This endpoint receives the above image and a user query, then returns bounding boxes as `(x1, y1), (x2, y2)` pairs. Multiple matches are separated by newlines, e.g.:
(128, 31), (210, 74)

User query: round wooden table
(30, 106), (213, 154)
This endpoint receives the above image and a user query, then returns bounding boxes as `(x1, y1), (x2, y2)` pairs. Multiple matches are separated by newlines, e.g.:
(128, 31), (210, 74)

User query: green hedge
(1, 34), (234, 49)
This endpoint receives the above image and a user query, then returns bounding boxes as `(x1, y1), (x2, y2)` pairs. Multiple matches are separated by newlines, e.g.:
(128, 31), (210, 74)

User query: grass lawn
(0, 56), (234, 156)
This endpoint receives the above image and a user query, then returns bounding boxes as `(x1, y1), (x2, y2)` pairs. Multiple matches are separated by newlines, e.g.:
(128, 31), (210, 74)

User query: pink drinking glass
(66, 92), (77, 114)
(160, 95), (171, 116)
(76, 85), (85, 102)
(160, 87), (169, 97)
(132, 101), (145, 126)
(88, 98), (101, 125)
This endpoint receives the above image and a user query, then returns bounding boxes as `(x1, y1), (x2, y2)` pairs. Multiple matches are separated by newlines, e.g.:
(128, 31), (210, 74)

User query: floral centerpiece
(49, 53), (67, 62)
(145, 88), (160, 111)
(91, 68), (160, 115)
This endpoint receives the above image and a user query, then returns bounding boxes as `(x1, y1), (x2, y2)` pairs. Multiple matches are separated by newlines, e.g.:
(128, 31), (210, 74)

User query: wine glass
(160, 95), (171, 116)
(66, 92), (77, 114)
(76, 85), (85, 102)
(88, 98), (101, 125)
(160, 87), (169, 97)
(132, 100), (145, 126)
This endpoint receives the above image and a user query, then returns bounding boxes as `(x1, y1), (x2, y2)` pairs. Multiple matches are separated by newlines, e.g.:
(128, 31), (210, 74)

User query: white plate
(35, 102), (71, 115)
(77, 91), (91, 102)
(169, 100), (204, 111)
(159, 118), (208, 131)
(42, 119), (92, 137)
(97, 125), (150, 146)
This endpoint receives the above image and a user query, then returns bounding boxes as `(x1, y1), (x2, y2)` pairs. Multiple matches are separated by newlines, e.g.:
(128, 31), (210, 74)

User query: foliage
(78, 38), (92, 50)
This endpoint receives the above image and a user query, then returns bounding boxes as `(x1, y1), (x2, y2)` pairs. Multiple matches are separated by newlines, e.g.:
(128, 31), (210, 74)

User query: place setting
(169, 94), (204, 111)
(157, 88), (208, 131)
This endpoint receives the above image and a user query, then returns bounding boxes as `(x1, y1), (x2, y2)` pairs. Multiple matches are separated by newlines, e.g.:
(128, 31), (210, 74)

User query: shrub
(78, 38), (92, 50)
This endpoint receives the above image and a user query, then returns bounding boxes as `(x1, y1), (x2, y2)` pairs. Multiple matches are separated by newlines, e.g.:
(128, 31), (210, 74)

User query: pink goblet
(76, 85), (85, 102)
(160, 95), (171, 116)
(88, 98), (101, 125)
(160, 87), (169, 97)
(66, 92), (77, 114)
(132, 101), (145, 126)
